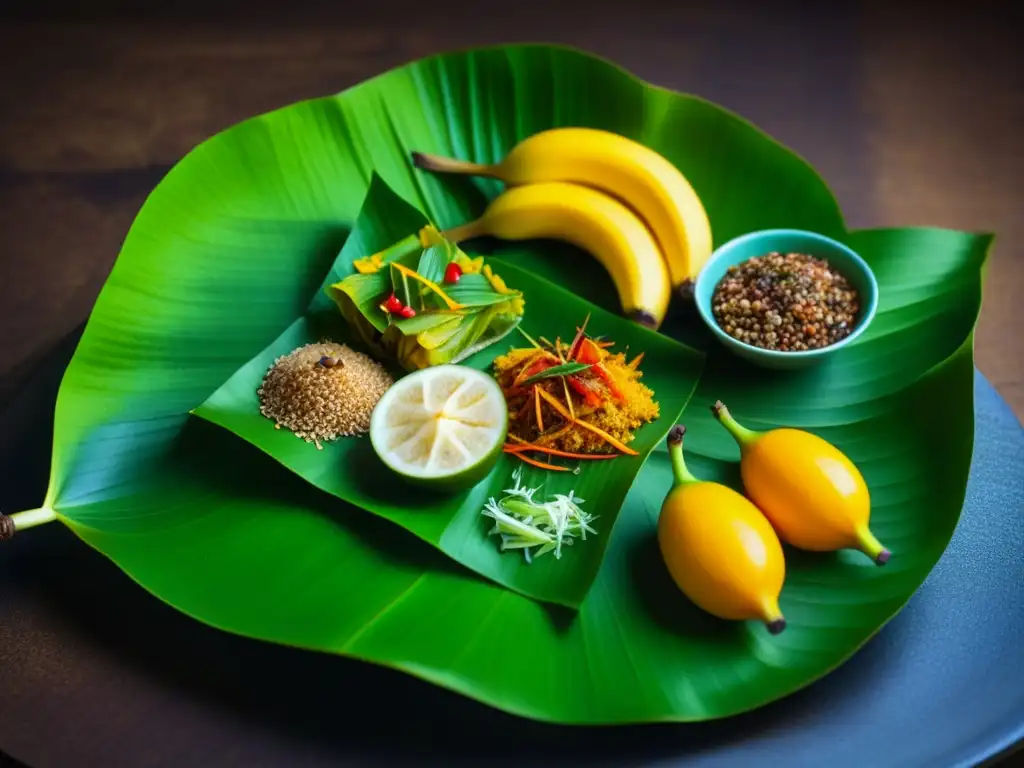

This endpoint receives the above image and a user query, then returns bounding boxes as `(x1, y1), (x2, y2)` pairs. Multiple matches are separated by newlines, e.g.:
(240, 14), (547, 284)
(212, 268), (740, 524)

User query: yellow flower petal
(454, 253), (484, 274)
(353, 254), (384, 274)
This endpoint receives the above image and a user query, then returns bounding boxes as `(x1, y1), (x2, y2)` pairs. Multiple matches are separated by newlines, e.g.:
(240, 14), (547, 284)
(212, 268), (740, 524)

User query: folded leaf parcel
(327, 225), (525, 372)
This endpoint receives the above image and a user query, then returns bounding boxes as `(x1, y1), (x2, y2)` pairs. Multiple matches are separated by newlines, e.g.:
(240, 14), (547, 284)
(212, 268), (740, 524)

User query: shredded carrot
(568, 313), (591, 359)
(493, 313), (659, 463)
(574, 419), (639, 455)
(514, 394), (534, 424)
(535, 425), (572, 446)
(504, 444), (617, 461)
(511, 452), (572, 472)
(537, 386), (574, 422)
(534, 386), (544, 432)
(535, 386), (636, 454)
(561, 375), (575, 420)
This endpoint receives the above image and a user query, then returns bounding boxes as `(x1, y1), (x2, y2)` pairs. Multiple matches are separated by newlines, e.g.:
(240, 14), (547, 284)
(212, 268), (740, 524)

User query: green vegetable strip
(522, 362), (593, 385)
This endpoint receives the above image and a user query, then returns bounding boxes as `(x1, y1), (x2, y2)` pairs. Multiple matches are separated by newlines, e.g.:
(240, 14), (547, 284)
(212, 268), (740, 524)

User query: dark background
(1, 2), (1021, 766)
(0, 1), (1021, 419)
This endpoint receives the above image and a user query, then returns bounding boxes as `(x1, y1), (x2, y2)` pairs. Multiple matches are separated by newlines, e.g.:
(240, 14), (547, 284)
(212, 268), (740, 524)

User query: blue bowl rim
(694, 228), (880, 361)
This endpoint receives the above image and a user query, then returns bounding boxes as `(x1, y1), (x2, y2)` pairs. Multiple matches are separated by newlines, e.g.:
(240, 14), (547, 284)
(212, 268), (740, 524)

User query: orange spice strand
(574, 419), (639, 455)
(536, 424), (573, 446)
(535, 386), (637, 455)
(560, 375), (575, 420)
(511, 452), (572, 472)
(514, 392), (534, 424)
(504, 444), (618, 461)
(534, 386), (544, 432)
(536, 386), (574, 422)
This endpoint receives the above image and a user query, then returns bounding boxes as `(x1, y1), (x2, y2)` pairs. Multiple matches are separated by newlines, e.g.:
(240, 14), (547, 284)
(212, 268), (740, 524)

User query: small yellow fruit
(711, 401), (890, 565)
(658, 425), (787, 633)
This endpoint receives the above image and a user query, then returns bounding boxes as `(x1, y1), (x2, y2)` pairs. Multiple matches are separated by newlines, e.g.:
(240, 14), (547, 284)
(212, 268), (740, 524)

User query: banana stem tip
(710, 400), (759, 448)
(0, 507), (58, 540)
(667, 425), (698, 485)
(668, 424), (686, 445)
(876, 549), (891, 566)
(629, 309), (659, 330)
(0, 514), (13, 542)
(766, 617), (787, 635)
(409, 151), (493, 177)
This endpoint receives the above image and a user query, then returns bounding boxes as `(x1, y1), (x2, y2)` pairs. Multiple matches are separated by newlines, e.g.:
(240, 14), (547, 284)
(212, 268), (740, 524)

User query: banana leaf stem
(411, 151), (496, 178)
(0, 507), (57, 540)
(667, 425), (698, 486)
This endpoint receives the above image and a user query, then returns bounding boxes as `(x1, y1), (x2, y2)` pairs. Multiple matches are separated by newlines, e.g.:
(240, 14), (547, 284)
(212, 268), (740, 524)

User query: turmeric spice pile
(491, 316), (659, 470)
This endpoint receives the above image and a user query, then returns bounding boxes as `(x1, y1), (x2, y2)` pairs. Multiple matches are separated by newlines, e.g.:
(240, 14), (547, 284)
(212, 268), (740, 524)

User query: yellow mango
(658, 425), (787, 633)
(711, 401), (889, 565)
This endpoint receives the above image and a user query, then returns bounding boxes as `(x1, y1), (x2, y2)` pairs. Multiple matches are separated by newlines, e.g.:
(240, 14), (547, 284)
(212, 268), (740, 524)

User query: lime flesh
(369, 365), (508, 490)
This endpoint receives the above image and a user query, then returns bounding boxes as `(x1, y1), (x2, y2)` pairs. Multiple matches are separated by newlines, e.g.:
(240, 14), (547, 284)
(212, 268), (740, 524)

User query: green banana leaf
(20, 43), (990, 724)
(193, 175), (705, 609)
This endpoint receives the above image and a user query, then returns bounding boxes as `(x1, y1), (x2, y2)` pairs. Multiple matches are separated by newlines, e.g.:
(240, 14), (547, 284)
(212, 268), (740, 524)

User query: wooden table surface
(1, 4), (1021, 417)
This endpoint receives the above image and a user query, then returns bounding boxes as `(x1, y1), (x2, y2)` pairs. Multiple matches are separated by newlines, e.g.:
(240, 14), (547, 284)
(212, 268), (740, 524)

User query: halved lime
(369, 365), (508, 491)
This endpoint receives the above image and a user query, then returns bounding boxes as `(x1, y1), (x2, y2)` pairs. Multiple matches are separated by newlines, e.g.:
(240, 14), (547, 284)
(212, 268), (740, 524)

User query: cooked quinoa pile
(257, 342), (393, 448)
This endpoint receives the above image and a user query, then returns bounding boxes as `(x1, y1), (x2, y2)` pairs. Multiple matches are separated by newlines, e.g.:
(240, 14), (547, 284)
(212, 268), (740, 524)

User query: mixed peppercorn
(711, 252), (860, 352)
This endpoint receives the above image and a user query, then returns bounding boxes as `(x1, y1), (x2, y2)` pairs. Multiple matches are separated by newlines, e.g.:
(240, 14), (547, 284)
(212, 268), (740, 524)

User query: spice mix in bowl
(694, 229), (878, 370)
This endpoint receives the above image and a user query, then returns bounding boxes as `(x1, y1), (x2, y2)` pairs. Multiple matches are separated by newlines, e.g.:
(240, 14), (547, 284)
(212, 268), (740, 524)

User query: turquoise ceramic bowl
(694, 229), (878, 370)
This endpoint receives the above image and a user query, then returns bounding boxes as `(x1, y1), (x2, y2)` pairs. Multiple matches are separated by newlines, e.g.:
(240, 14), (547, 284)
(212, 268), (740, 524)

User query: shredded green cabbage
(481, 466), (598, 563)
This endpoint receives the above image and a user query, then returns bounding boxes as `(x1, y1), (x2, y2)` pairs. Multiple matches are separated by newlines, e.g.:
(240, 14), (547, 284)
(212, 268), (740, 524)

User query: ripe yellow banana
(442, 182), (671, 328)
(413, 127), (713, 296)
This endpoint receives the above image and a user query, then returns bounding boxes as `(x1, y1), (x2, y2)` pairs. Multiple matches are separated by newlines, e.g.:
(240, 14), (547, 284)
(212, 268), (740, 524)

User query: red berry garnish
(444, 263), (463, 284)
(383, 293), (403, 313)
(399, 305), (417, 319)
